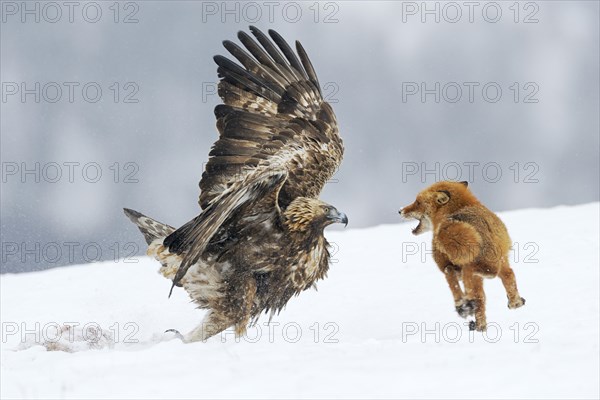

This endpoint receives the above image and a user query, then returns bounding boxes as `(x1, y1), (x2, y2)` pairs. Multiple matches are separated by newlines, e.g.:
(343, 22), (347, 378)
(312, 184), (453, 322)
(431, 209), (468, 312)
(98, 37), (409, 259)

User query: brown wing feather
(199, 26), (343, 210)
(165, 27), (343, 290)
(165, 169), (288, 294)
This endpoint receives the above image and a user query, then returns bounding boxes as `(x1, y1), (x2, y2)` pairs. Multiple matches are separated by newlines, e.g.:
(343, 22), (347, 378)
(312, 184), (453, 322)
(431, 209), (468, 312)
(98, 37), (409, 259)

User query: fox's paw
(468, 320), (487, 332)
(456, 299), (477, 318)
(508, 297), (526, 309)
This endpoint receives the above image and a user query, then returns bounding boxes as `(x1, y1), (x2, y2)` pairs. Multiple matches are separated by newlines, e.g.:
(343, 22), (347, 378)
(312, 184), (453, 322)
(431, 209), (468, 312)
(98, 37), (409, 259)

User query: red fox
(400, 181), (525, 331)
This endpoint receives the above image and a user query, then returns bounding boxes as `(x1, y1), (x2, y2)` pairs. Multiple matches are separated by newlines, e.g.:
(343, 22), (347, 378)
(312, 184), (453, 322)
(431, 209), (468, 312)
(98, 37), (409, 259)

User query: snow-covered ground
(1, 203), (599, 399)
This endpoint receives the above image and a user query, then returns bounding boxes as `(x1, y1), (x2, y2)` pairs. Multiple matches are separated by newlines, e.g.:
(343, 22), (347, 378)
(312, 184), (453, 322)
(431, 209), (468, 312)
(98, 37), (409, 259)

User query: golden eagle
(124, 26), (345, 342)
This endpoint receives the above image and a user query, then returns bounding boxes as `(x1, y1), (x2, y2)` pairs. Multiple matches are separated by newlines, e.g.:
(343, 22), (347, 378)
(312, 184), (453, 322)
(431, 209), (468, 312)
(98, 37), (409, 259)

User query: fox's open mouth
(409, 215), (431, 235)
(412, 218), (424, 235)
(400, 209), (430, 235)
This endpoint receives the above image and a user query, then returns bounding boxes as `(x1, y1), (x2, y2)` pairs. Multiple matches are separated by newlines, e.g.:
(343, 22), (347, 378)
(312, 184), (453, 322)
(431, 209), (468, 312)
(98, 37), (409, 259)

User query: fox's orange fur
(400, 181), (525, 331)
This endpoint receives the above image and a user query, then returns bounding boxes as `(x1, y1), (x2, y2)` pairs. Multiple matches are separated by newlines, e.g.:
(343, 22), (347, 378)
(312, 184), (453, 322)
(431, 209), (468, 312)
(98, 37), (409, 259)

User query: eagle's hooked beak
(327, 208), (348, 227)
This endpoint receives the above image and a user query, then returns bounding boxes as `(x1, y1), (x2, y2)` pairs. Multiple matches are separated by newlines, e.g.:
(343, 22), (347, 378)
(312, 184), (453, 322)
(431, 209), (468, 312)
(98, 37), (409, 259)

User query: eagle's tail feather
(123, 208), (176, 245)
(123, 208), (182, 282)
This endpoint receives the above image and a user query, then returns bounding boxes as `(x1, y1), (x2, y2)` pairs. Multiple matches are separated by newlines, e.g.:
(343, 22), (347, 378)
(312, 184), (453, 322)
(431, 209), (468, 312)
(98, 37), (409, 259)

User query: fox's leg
(498, 262), (526, 309)
(444, 267), (464, 304)
(447, 268), (475, 318)
(434, 248), (469, 316)
(470, 275), (486, 331)
(462, 265), (487, 331)
(436, 222), (482, 320)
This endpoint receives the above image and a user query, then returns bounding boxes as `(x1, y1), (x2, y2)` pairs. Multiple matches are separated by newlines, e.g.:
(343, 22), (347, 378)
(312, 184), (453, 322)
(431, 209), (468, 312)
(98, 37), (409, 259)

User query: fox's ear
(435, 191), (450, 205)
(459, 181), (469, 187)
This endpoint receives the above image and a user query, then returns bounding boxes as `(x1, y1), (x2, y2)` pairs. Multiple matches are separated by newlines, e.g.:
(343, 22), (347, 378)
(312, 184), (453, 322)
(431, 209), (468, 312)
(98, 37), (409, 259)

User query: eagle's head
(284, 198), (348, 233)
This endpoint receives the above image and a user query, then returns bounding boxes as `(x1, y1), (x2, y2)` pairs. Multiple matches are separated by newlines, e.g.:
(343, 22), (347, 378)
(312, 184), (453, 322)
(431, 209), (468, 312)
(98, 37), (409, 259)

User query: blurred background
(1, 1), (599, 273)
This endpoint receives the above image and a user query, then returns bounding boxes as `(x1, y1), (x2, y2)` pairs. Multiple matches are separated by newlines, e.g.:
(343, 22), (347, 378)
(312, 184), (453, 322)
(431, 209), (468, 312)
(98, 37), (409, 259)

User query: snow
(1, 203), (599, 399)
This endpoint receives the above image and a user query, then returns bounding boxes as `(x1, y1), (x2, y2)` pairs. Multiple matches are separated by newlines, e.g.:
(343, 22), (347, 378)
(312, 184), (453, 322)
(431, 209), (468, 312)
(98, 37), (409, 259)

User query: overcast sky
(2, 1), (599, 273)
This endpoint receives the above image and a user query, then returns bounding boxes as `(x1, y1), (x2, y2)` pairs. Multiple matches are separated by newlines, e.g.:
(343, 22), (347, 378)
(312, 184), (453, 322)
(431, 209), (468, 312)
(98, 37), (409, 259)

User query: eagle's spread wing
(199, 26), (343, 210)
(163, 27), (343, 291)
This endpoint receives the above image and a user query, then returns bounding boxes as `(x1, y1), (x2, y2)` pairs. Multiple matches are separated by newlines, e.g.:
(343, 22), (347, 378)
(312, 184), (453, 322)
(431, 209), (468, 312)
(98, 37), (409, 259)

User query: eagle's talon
(165, 329), (185, 341)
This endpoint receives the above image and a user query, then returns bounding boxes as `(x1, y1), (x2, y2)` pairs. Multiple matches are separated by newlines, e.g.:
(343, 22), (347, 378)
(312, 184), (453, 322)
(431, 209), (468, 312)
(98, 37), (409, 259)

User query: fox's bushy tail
(123, 208), (175, 245)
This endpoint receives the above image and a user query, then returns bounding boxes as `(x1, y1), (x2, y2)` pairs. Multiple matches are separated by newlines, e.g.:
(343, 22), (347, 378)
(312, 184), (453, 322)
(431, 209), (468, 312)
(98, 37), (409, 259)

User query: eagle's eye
(323, 207), (330, 213)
